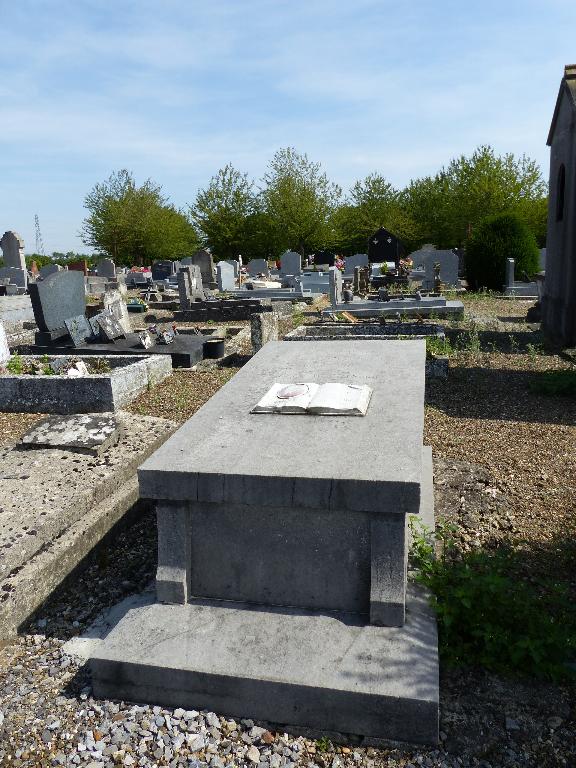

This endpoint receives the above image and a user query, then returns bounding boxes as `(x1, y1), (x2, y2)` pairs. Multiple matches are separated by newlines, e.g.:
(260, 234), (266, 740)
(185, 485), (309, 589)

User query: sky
(0, 0), (575, 254)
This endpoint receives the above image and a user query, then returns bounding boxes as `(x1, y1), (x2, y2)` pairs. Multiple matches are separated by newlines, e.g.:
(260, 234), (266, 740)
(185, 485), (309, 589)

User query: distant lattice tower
(34, 214), (46, 256)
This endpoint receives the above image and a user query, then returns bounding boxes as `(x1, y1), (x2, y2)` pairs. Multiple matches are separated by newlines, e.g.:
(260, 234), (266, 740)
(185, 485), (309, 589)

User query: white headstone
(103, 289), (131, 335)
(217, 261), (236, 291)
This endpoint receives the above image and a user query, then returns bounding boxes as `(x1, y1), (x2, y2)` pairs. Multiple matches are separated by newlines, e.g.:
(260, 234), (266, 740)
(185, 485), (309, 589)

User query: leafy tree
(190, 164), (257, 261)
(466, 212), (540, 290)
(261, 148), (341, 257)
(81, 169), (198, 266)
(404, 146), (547, 248)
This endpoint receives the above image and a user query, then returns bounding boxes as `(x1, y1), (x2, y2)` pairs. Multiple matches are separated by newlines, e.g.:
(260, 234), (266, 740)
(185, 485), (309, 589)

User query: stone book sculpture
(251, 382), (372, 415)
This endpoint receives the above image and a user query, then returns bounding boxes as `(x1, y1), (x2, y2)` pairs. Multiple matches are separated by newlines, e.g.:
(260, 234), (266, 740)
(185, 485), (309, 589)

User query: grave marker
(217, 261), (235, 291)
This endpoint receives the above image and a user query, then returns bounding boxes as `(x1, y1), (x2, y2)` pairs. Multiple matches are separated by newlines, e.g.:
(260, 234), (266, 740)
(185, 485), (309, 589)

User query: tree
(81, 170), (198, 266)
(466, 212), (540, 290)
(404, 146), (547, 248)
(261, 148), (341, 257)
(190, 164), (257, 261)
(332, 174), (420, 254)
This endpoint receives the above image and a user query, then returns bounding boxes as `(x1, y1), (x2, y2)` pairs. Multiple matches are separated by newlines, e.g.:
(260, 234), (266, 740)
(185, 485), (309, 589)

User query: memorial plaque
(64, 315), (93, 347)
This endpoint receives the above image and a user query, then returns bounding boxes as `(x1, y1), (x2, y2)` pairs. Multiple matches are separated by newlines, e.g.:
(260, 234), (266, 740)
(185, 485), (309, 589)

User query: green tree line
(80, 145), (548, 266)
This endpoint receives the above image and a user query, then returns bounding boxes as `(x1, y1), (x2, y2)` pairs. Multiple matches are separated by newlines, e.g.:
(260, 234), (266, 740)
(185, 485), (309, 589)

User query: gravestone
(506, 259), (515, 289)
(182, 250), (216, 288)
(29, 271), (86, 341)
(344, 253), (369, 275)
(224, 259), (240, 277)
(313, 250), (336, 268)
(151, 260), (177, 282)
(96, 258), (116, 279)
(539, 248), (546, 271)
(280, 251), (302, 276)
(103, 289), (131, 335)
(217, 261), (235, 291)
(64, 315), (94, 347)
(367, 227), (403, 265)
(39, 263), (62, 279)
(0, 231), (26, 271)
(177, 265), (204, 310)
(329, 266), (343, 307)
(0, 267), (27, 289)
(0, 321), (10, 364)
(68, 260), (88, 275)
(94, 311), (126, 341)
(251, 312), (279, 352)
(247, 259), (270, 278)
(422, 250), (458, 289)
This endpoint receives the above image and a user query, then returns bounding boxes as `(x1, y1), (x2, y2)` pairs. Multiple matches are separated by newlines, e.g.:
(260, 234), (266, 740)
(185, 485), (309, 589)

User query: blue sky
(0, 0), (574, 253)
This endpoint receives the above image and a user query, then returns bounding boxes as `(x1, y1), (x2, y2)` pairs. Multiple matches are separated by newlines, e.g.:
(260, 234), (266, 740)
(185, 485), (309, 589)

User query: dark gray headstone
(151, 260), (178, 281)
(29, 271), (86, 333)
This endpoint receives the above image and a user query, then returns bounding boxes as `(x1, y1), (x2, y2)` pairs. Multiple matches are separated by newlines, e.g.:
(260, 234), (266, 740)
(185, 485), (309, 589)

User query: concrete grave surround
(280, 251), (302, 276)
(96, 258), (116, 279)
(0, 231), (25, 270)
(0, 411), (177, 641)
(0, 354), (172, 413)
(178, 265), (204, 310)
(246, 259), (270, 278)
(19, 413), (121, 456)
(90, 340), (438, 744)
(217, 261), (235, 291)
(422, 250), (459, 289)
(39, 263), (62, 279)
(29, 271), (86, 333)
(542, 64), (576, 346)
(0, 320), (10, 364)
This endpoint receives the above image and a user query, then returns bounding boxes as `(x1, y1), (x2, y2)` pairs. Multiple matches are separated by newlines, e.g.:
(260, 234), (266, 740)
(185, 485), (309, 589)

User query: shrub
(409, 518), (576, 681)
(466, 212), (540, 291)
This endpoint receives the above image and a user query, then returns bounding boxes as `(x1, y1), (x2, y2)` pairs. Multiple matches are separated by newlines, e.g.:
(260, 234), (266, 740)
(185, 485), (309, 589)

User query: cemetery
(1, 55), (576, 768)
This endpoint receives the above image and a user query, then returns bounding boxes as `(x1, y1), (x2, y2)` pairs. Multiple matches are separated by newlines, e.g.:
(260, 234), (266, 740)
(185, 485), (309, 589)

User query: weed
(529, 369), (576, 399)
(508, 334), (520, 353)
(315, 737), (332, 753)
(426, 336), (453, 359)
(6, 353), (24, 374)
(409, 518), (576, 681)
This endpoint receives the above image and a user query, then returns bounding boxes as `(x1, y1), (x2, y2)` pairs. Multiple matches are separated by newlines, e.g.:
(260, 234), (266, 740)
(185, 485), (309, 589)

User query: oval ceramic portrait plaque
(276, 383), (309, 399)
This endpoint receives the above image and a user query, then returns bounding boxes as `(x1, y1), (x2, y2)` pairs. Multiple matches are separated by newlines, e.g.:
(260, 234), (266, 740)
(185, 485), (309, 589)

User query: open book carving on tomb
(251, 382), (372, 416)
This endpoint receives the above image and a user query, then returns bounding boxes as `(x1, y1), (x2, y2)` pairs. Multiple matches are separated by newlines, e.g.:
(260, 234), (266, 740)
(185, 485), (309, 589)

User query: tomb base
(90, 583), (438, 746)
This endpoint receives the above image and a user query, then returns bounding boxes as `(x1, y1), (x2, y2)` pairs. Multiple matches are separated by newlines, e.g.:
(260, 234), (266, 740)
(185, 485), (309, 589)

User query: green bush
(409, 518), (576, 681)
(466, 212), (540, 291)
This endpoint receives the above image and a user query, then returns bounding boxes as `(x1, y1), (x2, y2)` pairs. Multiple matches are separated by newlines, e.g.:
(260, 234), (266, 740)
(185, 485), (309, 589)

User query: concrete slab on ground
(0, 411), (177, 641)
(19, 413), (122, 456)
(89, 583), (438, 746)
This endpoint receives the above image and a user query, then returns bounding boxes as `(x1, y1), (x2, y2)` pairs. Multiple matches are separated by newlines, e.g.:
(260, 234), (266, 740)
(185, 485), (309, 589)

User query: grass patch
(529, 369), (576, 398)
(409, 518), (576, 682)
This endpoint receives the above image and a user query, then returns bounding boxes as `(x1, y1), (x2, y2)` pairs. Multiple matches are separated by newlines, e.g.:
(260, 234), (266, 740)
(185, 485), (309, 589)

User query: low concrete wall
(0, 354), (172, 413)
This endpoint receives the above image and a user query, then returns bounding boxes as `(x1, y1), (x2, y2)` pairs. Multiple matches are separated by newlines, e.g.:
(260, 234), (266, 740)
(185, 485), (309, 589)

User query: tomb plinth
(90, 341), (439, 744)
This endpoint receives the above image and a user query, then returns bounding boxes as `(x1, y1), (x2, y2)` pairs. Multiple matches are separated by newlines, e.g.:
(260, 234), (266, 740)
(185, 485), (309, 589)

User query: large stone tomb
(90, 340), (439, 745)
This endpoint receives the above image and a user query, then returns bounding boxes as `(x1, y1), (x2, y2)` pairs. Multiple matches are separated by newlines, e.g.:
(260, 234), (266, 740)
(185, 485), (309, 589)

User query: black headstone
(367, 228), (404, 266)
(151, 260), (177, 281)
(29, 271), (86, 332)
(313, 251), (336, 268)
